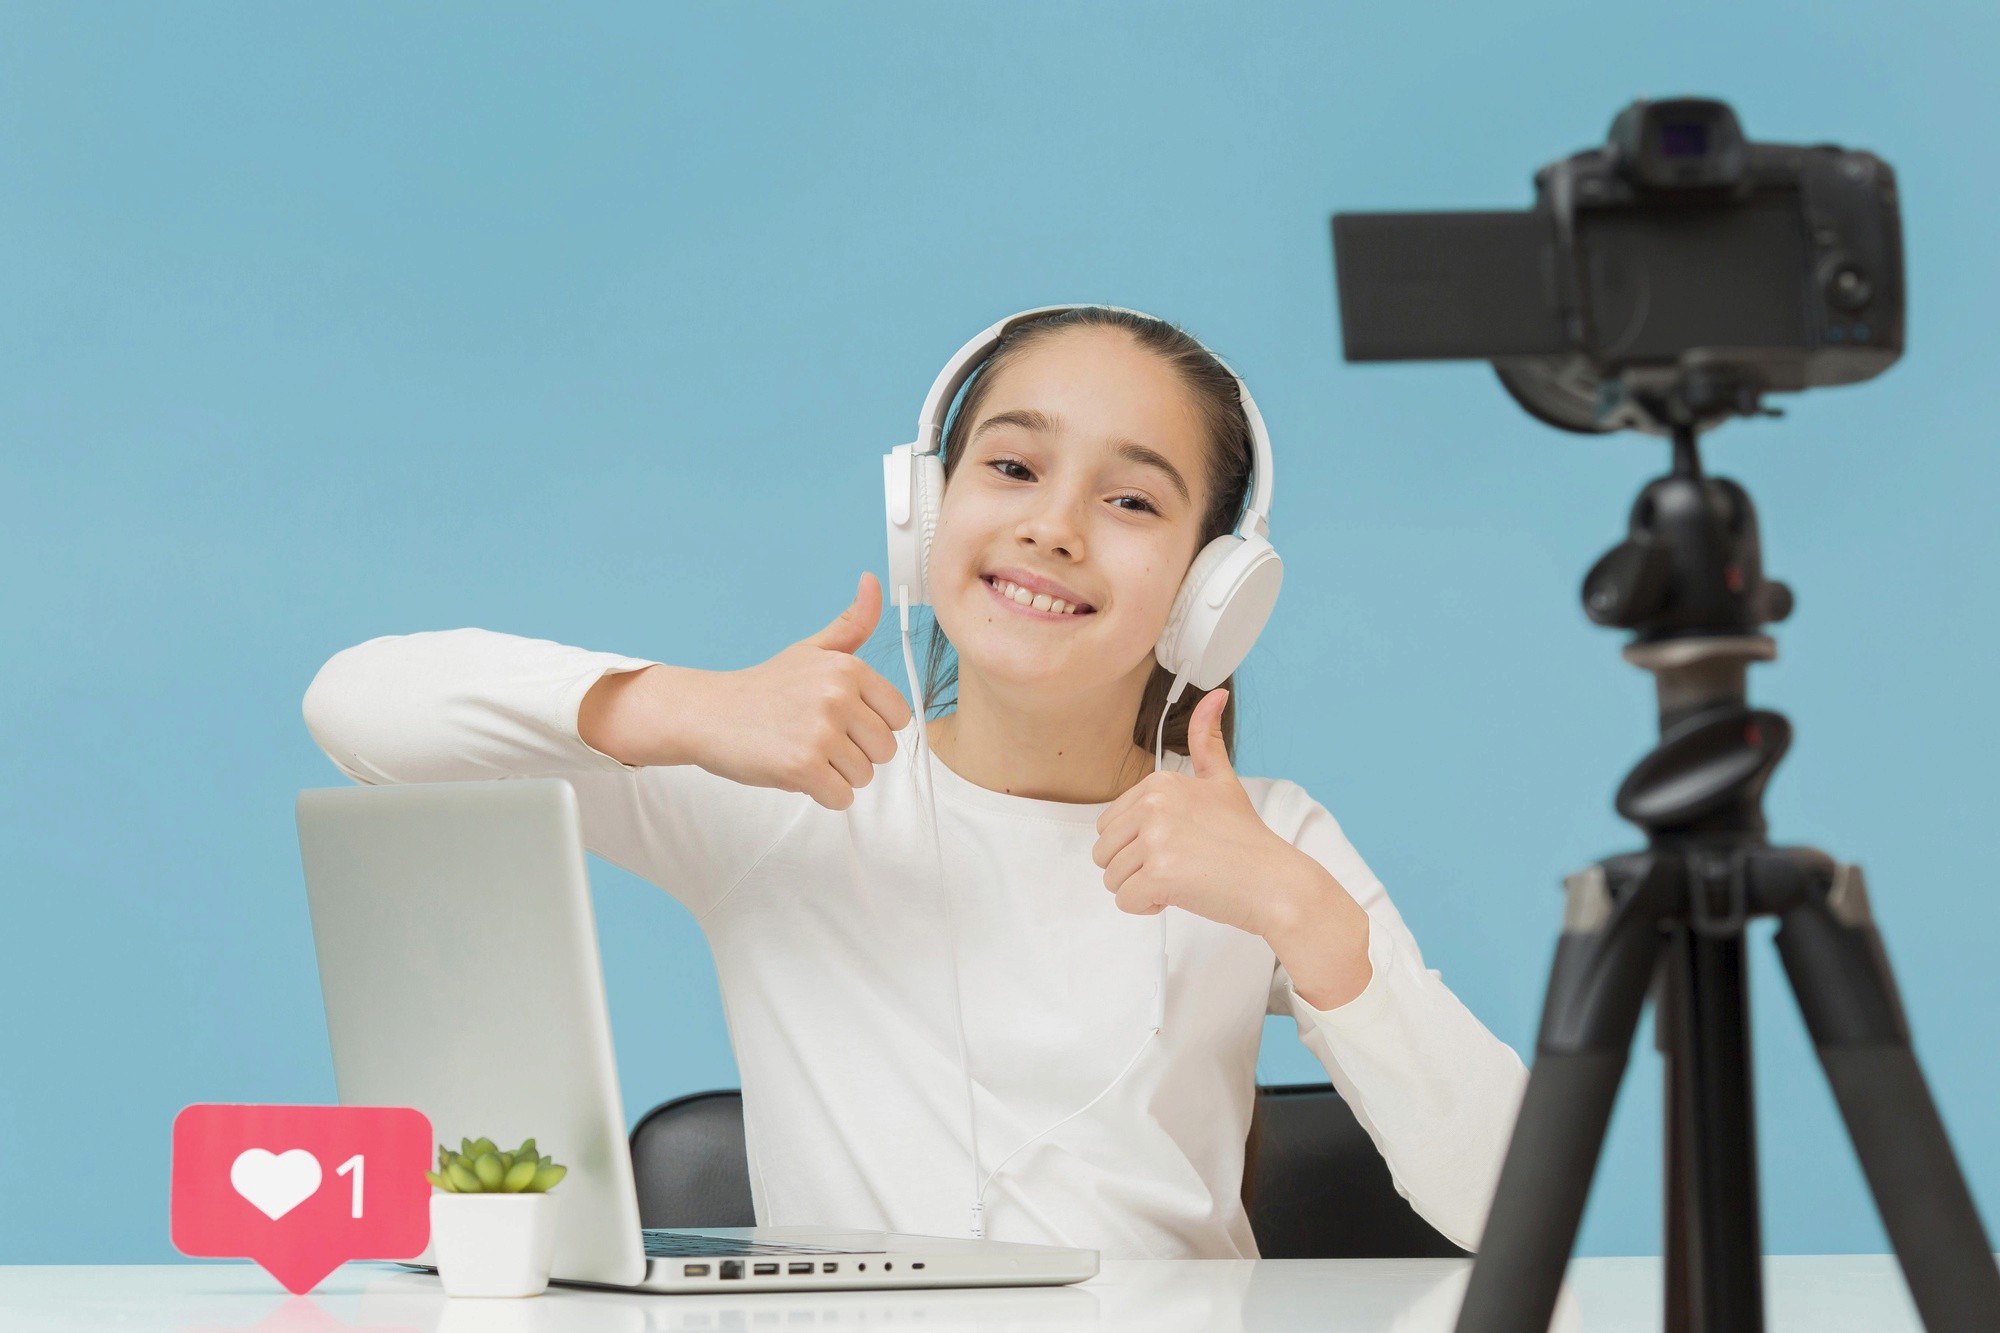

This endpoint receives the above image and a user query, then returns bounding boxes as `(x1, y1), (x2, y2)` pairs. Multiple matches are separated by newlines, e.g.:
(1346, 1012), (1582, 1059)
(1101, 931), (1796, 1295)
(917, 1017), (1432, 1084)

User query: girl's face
(928, 325), (1214, 704)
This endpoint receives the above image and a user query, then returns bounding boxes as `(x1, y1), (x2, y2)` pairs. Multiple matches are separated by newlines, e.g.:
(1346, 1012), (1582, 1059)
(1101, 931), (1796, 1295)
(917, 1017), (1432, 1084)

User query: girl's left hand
(1092, 687), (1337, 939)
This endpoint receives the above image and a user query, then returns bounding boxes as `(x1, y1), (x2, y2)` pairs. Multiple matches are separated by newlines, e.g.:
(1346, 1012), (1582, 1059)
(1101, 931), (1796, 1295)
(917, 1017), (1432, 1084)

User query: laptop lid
(296, 778), (648, 1287)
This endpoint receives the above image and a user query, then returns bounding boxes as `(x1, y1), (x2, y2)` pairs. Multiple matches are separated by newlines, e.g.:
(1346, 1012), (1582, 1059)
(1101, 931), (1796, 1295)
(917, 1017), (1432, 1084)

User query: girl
(302, 306), (1527, 1261)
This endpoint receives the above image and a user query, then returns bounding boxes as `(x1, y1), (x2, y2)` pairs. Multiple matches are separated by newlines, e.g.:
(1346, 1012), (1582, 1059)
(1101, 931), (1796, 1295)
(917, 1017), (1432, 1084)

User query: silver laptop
(296, 777), (1099, 1294)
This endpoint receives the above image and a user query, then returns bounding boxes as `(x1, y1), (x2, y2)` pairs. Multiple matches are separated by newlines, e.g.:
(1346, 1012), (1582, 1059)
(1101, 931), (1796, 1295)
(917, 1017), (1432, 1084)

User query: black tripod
(1455, 423), (2000, 1332)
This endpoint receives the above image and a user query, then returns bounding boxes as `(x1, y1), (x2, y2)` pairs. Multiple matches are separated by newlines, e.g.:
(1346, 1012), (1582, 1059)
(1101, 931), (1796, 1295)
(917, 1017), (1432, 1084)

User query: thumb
(805, 572), (882, 654)
(1188, 688), (1234, 780)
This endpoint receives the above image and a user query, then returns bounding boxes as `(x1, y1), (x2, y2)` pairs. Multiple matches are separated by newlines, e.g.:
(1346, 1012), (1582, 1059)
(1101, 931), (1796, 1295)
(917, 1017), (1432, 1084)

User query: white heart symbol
(230, 1148), (324, 1221)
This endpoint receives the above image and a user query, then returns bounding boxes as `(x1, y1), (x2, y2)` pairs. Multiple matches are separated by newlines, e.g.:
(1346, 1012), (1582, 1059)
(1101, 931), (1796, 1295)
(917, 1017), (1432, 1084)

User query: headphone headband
(913, 304), (1273, 541)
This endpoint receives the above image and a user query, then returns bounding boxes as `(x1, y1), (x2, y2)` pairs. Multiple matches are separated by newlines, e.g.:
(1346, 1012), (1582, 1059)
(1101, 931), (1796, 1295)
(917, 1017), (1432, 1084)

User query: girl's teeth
(992, 578), (1084, 614)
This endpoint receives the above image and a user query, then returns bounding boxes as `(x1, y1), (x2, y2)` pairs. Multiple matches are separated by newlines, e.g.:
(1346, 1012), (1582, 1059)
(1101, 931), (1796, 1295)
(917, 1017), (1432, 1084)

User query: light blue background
(5, 0), (1996, 1265)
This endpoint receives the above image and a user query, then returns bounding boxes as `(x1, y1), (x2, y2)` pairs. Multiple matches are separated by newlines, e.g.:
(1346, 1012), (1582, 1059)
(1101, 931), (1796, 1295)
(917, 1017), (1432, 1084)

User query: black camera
(1331, 97), (1904, 434)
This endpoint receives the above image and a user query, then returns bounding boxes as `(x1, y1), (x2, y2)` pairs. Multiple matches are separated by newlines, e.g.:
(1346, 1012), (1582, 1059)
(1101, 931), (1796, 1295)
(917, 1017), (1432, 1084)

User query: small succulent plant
(427, 1136), (568, 1194)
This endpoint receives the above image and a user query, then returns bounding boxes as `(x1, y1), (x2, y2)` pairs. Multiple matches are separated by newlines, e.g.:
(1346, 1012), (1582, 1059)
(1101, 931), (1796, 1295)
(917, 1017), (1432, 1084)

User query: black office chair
(629, 1083), (1466, 1259)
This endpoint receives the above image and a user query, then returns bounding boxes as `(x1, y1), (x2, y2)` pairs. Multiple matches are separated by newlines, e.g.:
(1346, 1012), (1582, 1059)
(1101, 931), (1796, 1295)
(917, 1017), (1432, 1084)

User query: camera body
(1332, 98), (1905, 434)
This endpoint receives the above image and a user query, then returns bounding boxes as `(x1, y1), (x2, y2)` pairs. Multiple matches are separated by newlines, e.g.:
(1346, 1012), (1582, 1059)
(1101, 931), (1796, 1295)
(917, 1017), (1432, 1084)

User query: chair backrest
(630, 1089), (758, 1228)
(629, 1083), (1466, 1258)
(1243, 1082), (1466, 1259)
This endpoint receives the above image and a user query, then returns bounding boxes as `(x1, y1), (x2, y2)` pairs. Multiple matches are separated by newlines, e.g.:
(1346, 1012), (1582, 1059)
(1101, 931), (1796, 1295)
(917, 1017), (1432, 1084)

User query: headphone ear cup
(1155, 534), (1284, 690)
(1156, 537), (1240, 681)
(914, 452), (944, 604)
(884, 444), (946, 607)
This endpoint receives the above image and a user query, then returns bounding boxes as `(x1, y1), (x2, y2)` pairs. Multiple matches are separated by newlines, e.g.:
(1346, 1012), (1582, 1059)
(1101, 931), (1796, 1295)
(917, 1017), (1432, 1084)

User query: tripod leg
(1669, 915), (1766, 1333)
(1773, 862), (2000, 1332)
(1659, 945), (1693, 1333)
(1455, 858), (1668, 1333)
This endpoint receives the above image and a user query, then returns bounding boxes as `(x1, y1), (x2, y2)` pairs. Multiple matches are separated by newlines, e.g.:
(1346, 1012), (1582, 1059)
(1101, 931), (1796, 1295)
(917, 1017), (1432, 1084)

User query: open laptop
(296, 777), (1099, 1294)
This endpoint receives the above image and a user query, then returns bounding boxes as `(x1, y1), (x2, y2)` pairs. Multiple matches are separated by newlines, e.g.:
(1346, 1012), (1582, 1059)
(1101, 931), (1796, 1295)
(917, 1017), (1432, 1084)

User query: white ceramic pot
(429, 1192), (557, 1298)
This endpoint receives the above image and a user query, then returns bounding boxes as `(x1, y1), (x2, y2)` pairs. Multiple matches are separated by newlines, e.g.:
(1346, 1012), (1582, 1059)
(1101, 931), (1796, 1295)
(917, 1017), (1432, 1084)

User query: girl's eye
(986, 458), (1160, 515)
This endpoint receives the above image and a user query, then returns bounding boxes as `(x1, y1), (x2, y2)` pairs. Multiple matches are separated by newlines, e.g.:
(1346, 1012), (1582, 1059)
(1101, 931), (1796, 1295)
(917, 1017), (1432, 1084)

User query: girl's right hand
(676, 571), (914, 810)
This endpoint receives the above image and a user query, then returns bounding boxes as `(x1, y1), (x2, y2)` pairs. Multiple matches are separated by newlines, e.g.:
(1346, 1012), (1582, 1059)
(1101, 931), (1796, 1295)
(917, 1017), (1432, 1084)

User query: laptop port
(682, 1264), (711, 1277)
(788, 1262), (814, 1274)
(720, 1261), (743, 1280)
(913, 1262), (925, 1269)
(753, 1263), (779, 1275)
(822, 1262), (838, 1273)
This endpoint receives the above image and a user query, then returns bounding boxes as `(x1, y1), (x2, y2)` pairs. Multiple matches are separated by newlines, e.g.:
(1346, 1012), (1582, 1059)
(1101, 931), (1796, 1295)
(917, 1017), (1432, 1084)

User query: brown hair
(917, 307), (1255, 761)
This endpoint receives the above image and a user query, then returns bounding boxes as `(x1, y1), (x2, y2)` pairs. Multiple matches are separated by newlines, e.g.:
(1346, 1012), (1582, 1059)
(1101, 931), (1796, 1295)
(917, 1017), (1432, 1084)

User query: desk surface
(1, 1257), (1927, 1332)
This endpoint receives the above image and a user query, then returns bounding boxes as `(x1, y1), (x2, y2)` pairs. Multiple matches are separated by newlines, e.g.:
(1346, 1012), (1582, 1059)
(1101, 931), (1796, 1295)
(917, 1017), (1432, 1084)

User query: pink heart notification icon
(173, 1104), (431, 1293)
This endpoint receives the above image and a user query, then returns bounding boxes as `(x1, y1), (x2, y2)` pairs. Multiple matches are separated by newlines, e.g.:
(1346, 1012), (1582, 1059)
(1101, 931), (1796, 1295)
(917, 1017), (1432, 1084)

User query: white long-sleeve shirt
(301, 627), (1527, 1259)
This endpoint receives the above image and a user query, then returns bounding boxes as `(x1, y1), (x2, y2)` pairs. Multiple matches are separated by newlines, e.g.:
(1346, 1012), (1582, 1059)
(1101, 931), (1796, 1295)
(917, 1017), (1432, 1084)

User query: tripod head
(1584, 410), (1796, 842)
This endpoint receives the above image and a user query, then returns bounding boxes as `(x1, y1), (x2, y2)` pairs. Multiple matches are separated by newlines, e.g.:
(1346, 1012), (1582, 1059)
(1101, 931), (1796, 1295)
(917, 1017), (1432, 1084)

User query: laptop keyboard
(642, 1229), (884, 1258)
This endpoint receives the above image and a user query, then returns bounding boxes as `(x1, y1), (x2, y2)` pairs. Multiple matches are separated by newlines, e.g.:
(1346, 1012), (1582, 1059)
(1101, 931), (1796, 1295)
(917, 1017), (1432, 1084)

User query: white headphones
(883, 304), (1283, 703)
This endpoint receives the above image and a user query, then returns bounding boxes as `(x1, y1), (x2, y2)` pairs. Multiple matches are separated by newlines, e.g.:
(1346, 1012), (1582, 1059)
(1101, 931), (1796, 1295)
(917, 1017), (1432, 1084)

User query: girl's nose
(1015, 492), (1087, 559)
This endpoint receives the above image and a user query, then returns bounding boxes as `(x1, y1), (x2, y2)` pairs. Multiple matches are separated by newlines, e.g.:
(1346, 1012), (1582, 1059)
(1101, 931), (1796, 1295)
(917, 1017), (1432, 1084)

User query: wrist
(1260, 852), (1373, 1011)
(1254, 848), (1340, 940)
(579, 663), (719, 768)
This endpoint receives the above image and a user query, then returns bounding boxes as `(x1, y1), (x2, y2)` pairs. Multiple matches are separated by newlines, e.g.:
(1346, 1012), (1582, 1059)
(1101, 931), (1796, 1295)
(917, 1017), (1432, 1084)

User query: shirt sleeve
(301, 627), (808, 919)
(1259, 780), (1529, 1252)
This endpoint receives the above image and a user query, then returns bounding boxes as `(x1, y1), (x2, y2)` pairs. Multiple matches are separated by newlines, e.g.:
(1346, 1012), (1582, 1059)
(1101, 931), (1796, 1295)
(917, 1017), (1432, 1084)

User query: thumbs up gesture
(680, 571), (914, 810)
(1091, 689), (1325, 937)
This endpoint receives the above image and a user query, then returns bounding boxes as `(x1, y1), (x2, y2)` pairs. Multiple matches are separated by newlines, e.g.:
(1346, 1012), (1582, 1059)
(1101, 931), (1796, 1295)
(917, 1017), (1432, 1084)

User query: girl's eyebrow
(970, 408), (1191, 504)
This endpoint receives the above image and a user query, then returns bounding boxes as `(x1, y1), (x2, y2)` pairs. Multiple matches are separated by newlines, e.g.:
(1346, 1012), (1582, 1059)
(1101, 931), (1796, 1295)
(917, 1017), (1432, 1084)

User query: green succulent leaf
(439, 1134), (558, 1191)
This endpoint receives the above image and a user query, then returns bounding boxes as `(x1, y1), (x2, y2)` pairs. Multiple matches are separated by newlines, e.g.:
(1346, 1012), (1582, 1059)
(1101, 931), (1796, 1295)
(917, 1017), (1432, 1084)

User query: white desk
(0, 1257), (1927, 1332)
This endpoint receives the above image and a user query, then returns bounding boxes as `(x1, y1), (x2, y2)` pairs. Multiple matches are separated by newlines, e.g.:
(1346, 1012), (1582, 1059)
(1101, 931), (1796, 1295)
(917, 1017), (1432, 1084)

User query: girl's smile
(980, 570), (1097, 618)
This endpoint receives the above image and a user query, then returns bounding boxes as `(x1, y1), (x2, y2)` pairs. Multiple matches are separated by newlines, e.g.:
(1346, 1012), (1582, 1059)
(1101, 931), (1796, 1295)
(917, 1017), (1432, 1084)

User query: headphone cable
(897, 587), (986, 1235)
(895, 586), (1183, 1238)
